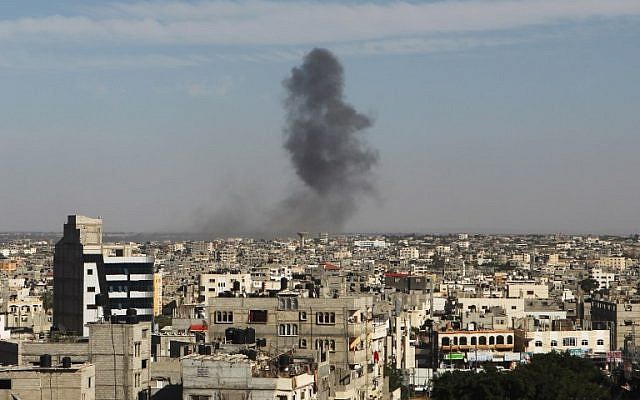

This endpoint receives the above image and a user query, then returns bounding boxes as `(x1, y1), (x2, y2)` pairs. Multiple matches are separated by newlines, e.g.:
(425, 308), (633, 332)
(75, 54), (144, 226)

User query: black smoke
(197, 48), (378, 236)
(271, 48), (379, 232)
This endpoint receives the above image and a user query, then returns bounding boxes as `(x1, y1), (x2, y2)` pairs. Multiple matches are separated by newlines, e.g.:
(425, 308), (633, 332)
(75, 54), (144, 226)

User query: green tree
(432, 353), (613, 400)
(385, 363), (409, 400)
(580, 278), (599, 293)
(41, 290), (53, 311)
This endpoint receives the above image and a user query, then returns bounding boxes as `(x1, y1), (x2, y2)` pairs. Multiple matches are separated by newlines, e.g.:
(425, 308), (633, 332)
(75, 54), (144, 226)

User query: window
(299, 311), (307, 321)
(87, 269), (93, 275)
(470, 337), (477, 345)
(0, 379), (11, 389)
(441, 337), (450, 346)
(88, 377), (91, 388)
(315, 339), (335, 351)
(496, 335), (504, 345)
(279, 324), (298, 336)
(489, 336), (495, 345)
(134, 342), (141, 357)
(142, 359), (148, 369)
(597, 339), (605, 346)
(550, 340), (558, 347)
(142, 329), (148, 339)
(511, 306), (517, 310)
(507, 336), (513, 344)
(87, 286), (96, 292)
(479, 336), (487, 345)
(214, 311), (233, 324)
(299, 338), (307, 348)
(562, 337), (577, 347)
(459, 337), (467, 346)
(527, 290), (534, 295)
(535, 340), (542, 347)
(316, 312), (336, 325)
(134, 372), (141, 387)
(190, 396), (211, 400)
(87, 304), (97, 310)
(581, 339), (589, 346)
(248, 309), (268, 323)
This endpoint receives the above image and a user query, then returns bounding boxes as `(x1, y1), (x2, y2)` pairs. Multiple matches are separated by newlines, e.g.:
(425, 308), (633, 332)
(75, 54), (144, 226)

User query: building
(181, 354), (317, 400)
(526, 329), (609, 355)
(53, 215), (155, 336)
(0, 361), (95, 400)
(456, 297), (526, 327)
(154, 270), (164, 316)
(88, 321), (152, 400)
(208, 294), (387, 399)
(506, 282), (549, 299)
(399, 247), (419, 260)
(596, 256), (630, 270)
(590, 268), (616, 290)
(591, 299), (640, 350)
(198, 272), (252, 304)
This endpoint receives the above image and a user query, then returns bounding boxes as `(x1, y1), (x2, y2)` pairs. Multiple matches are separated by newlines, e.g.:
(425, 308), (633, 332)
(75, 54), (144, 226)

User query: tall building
(89, 321), (152, 400)
(53, 215), (155, 336)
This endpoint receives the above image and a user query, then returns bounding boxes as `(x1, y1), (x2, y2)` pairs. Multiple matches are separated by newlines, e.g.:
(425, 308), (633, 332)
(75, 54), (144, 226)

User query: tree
(432, 353), (613, 400)
(41, 290), (53, 311)
(580, 278), (599, 293)
(385, 363), (409, 400)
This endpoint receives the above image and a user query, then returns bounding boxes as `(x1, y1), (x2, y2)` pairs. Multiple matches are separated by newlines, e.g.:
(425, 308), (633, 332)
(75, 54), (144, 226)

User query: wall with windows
(526, 329), (610, 354)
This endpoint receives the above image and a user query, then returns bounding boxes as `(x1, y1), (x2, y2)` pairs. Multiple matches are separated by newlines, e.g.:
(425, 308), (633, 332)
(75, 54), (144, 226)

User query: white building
(590, 268), (616, 289)
(526, 329), (609, 355)
(198, 272), (252, 304)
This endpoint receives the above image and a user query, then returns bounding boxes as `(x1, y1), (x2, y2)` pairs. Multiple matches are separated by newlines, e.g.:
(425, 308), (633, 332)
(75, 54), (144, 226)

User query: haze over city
(2, 0), (639, 234)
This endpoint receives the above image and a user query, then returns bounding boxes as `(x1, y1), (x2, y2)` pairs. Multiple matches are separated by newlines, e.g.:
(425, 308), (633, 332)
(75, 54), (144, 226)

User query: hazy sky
(1, 0), (639, 234)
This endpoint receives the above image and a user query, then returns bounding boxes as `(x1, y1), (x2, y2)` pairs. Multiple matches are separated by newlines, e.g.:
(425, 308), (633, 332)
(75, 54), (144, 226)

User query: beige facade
(208, 295), (386, 400)
(457, 297), (525, 327)
(506, 283), (549, 299)
(597, 256), (631, 270)
(154, 271), (163, 316)
(88, 321), (152, 400)
(0, 363), (95, 400)
(526, 329), (609, 354)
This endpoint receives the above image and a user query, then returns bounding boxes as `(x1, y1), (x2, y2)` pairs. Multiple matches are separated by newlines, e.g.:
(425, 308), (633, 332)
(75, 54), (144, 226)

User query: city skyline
(2, 0), (640, 234)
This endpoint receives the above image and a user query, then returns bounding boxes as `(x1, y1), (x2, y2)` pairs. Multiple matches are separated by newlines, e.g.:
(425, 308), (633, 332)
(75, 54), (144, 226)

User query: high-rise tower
(53, 215), (155, 336)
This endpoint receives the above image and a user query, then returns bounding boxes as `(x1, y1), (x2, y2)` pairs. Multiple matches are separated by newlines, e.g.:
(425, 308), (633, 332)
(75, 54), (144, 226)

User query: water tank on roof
(40, 354), (52, 368)
(245, 327), (256, 344)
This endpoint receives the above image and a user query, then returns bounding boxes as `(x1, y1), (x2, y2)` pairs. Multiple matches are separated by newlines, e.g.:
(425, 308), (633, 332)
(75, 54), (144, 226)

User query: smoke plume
(271, 48), (379, 232)
(197, 48), (378, 236)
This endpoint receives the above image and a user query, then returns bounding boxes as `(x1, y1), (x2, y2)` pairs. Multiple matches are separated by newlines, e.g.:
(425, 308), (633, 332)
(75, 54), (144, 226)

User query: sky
(1, 0), (639, 235)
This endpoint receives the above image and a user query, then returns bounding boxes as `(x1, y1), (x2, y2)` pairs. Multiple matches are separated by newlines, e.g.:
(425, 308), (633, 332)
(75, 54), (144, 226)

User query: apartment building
(208, 294), (387, 400)
(53, 215), (155, 336)
(590, 268), (616, 290)
(88, 320), (152, 400)
(456, 297), (526, 327)
(591, 299), (640, 350)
